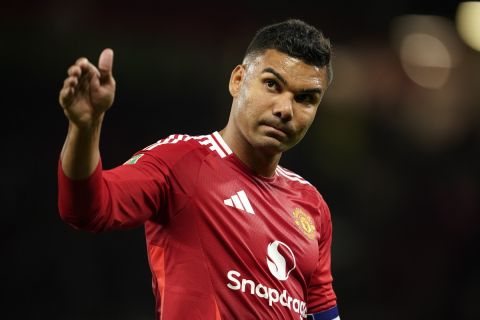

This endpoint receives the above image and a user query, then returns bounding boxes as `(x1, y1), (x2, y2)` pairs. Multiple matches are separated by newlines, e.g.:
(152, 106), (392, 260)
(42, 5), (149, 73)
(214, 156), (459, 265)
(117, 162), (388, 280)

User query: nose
(272, 94), (293, 122)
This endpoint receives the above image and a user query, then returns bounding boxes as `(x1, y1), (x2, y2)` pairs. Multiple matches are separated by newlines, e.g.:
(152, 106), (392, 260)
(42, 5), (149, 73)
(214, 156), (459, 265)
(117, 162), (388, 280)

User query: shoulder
(275, 165), (316, 192)
(124, 132), (231, 167)
(276, 165), (331, 218)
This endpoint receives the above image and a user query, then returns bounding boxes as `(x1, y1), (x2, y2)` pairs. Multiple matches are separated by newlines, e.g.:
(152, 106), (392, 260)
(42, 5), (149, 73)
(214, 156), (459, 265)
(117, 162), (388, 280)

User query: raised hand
(59, 48), (116, 128)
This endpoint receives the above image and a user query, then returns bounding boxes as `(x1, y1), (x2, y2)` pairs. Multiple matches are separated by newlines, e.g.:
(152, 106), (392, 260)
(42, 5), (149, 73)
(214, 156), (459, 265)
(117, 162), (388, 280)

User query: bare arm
(59, 49), (116, 179)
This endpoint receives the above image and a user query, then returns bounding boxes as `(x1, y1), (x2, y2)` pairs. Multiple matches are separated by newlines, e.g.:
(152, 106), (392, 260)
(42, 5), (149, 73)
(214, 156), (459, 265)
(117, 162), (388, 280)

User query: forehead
(246, 49), (328, 89)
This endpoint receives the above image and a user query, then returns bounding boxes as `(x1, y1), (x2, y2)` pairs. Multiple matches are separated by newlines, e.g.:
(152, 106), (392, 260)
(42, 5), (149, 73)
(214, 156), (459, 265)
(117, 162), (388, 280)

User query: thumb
(98, 48), (114, 83)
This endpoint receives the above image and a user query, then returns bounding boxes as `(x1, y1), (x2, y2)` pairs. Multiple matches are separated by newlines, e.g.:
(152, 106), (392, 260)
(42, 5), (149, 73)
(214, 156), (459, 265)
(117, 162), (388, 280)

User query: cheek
(238, 89), (265, 119)
(296, 109), (317, 132)
(233, 92), (257, 131)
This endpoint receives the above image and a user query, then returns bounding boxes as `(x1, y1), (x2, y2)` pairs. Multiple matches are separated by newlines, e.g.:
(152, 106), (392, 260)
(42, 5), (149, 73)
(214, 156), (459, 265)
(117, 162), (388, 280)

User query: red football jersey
(58, 131), (338, 319)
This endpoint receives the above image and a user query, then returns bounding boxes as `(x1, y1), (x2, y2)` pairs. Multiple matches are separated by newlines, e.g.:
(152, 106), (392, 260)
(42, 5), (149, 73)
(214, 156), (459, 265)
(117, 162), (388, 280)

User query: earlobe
(229, 65), (245, 97)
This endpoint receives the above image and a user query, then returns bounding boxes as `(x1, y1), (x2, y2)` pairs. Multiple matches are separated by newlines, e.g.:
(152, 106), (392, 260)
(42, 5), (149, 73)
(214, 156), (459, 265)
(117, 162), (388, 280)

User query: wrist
(68, 113), (105, 132)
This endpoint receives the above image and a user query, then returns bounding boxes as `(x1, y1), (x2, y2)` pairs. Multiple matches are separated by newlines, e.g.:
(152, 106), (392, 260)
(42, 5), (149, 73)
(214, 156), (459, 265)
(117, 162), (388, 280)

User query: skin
(59, 49), (115, 179)
(58, 48), (328, 180)
(221, 49), (329, 177)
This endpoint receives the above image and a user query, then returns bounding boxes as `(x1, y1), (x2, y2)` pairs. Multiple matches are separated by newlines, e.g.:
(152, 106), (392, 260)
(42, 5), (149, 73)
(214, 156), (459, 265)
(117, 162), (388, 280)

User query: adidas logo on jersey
(223, 190), (255, 214)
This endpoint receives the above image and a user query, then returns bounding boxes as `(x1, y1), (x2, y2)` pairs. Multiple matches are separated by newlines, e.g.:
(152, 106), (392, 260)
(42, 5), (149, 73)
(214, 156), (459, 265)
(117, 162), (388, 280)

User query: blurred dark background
(1, 0), (479, 319)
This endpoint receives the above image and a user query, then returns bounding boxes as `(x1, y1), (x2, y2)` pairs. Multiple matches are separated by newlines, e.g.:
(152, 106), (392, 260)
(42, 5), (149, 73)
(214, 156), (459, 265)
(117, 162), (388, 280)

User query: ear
(229, 65), (245, 97)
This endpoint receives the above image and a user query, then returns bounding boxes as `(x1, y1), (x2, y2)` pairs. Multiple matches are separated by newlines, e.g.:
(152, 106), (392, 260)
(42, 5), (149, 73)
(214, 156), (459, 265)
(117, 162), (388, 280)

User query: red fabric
(57, 132), (337, 319)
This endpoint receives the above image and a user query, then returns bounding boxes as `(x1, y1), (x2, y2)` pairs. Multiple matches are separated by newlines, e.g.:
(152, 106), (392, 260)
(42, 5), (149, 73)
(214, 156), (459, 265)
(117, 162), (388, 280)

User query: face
(228, 49), (329, 156)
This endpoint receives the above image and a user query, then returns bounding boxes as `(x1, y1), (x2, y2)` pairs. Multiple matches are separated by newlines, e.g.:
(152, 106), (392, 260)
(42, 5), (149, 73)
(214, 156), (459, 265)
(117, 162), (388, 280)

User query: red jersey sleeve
(57, 135), (202, 233)
(58, 151), (170, 232)
(306, 195), (338, 313)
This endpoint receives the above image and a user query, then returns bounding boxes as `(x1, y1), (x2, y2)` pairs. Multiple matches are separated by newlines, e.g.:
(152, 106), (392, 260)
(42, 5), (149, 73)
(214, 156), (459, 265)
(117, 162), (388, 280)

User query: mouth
(260, 122), (291, 139)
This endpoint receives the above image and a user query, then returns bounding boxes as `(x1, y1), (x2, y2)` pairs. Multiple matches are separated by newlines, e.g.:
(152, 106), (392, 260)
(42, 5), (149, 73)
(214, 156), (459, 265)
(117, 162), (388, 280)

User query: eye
(264, 79), (278, 90)
(295, 93), (314, 104)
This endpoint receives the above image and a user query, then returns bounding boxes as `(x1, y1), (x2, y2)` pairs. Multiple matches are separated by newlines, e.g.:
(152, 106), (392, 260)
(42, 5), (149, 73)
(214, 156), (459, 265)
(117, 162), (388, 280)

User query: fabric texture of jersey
(58, 132), (338, 319)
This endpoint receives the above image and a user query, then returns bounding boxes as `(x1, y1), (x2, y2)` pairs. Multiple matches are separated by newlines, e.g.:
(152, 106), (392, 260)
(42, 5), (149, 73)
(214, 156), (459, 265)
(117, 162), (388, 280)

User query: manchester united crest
(293, 208), (316, 240)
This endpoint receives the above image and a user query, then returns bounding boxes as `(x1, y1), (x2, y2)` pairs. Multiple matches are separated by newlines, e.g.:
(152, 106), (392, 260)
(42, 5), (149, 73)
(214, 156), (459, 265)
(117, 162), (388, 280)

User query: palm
(68, 79), (114, 123)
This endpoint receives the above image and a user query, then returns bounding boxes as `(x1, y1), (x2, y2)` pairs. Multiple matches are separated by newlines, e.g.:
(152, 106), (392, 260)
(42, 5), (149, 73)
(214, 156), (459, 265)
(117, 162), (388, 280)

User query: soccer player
(58, 19), (340, 319)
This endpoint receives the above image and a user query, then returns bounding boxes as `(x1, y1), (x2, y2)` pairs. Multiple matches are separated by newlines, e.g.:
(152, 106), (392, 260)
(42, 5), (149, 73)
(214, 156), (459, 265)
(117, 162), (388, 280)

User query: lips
(260, 121), (292, 137)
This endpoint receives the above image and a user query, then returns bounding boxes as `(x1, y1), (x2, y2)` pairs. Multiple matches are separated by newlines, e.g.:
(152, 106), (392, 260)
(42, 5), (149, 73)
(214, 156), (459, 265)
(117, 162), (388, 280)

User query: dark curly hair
(245, 19), (333, 85)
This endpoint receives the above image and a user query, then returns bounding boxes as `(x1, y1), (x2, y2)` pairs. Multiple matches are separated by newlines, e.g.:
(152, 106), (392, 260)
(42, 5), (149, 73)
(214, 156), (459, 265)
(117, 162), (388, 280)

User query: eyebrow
(261, 67), (323, 95)
(262, 67), (288, 86)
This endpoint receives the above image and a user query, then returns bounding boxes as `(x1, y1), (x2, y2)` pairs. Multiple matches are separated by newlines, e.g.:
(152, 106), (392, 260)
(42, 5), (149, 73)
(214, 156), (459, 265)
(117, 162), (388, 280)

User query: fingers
(59, 78), (76, 108)
(63, 76), (78, 88)
(59, 57), (98, 107)
(75, 57), (100, 80)
(98, 48), (113, 73)
(59, 50), (115, 109)
(60, 67), (81, 108)
(98, 48), (114, 84)
(67, 65), (81, 77)
(59, 86), (73, 107)
(73, 58), (100, 93)
(65, 50), (112, 89)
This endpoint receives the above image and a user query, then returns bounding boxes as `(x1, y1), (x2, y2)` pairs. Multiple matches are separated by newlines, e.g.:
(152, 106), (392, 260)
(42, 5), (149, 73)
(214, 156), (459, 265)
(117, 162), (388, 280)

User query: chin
(253, 135), (290, 155)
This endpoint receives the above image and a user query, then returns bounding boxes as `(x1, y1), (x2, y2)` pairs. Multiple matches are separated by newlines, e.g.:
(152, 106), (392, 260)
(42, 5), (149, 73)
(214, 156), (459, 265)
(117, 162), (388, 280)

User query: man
(58, 19), (340, 319)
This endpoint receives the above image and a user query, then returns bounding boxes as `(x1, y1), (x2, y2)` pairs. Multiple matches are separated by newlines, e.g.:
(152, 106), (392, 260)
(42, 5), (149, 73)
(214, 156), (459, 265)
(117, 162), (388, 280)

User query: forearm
(58, 156), (106, 231)
(60, 116), (104, 180)
(57, 49), (119, 231)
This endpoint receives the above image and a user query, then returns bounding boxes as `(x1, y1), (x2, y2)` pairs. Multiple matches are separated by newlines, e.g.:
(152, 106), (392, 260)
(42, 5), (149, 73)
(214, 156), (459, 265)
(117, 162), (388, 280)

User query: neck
(219, 128), (281, 178)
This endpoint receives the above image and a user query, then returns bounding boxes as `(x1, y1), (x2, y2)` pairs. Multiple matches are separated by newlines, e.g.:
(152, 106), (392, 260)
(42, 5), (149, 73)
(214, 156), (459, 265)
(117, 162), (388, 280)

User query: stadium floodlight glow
(456, 1), (480, 51)
(400, 33), (452, 88)
(390, 15), (459, 89)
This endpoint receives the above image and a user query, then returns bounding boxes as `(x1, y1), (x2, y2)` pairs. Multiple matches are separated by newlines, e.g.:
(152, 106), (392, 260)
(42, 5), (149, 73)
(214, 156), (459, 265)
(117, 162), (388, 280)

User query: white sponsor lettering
(226, 270), (307, 318)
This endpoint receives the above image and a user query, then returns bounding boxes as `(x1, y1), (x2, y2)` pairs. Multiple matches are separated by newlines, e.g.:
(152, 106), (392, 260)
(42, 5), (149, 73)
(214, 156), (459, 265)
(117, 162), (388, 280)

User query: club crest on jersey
(293, 208), (316, 240)
(124, 153), (144, 165)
